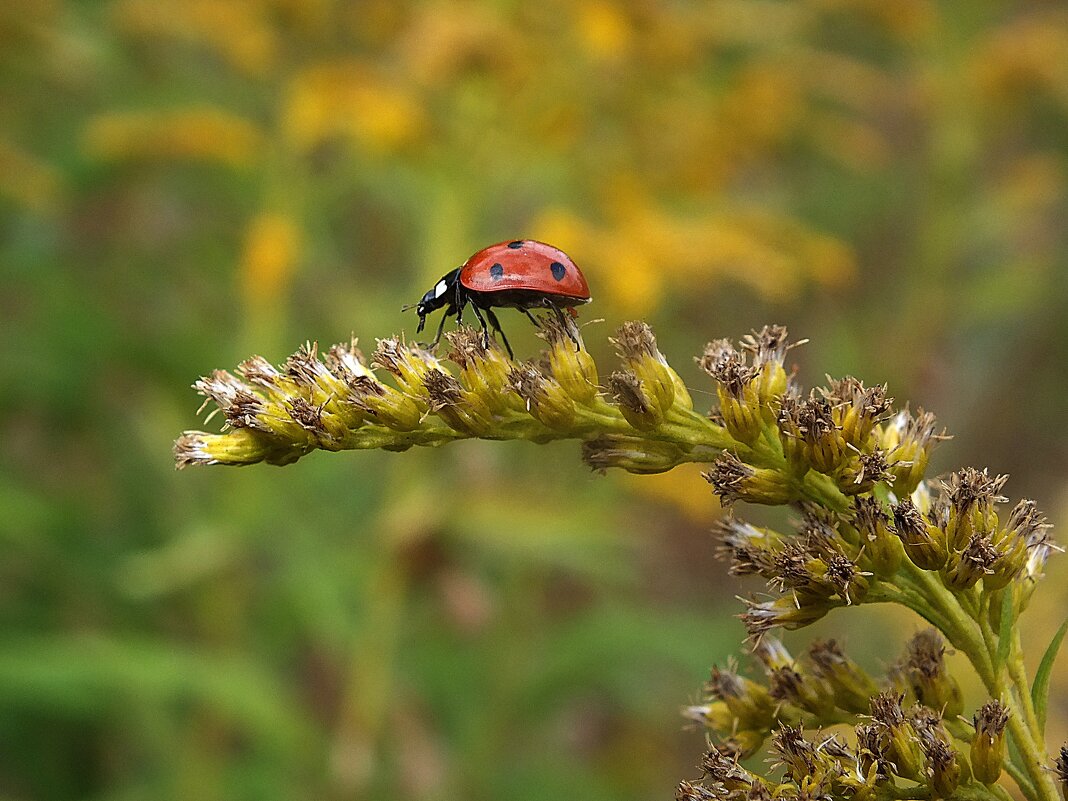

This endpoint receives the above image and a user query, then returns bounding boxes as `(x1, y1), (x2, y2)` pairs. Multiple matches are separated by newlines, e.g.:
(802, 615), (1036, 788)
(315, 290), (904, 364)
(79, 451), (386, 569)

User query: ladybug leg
(426, 309), (450, 351)
(521, 308), (541, 328)
(454, 286), (467, 326)
(468, 303), (496, 352)
(483, 308), (514, 360)
(548, 301), (581, 351)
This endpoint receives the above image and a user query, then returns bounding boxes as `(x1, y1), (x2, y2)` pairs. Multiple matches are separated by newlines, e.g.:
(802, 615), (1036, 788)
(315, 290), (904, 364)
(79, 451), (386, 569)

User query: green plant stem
(1001, 754), (1038, 800)
(900, 564), (997, 688)
(988, 785), (1021, 801)
(874, 784), (1007, 801)
(867, 582), (957, 636)
(801, 471), (850, 512)
(1008, 630), (1043, 737)
(898, 564), (1058, 801)
(976, 593), (1000, 675)
(1000, 630), (1060, 801)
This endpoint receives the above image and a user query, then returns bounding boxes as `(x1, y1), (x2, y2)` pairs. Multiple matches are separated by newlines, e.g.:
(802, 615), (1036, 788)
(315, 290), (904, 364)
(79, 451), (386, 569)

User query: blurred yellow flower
(808, 112), (891, 172)
(283, 61), (426, 154)
(807, 0), (934, 39)
(972, 11), (1068, 108)
(112, 0), (277, 76)
(394, 3), (513, 88)
(796, 50), (902, 116)
(625, 463), (723, 524)
(0, 140), (62, 213)
(82, 107), (264, 167)
(239, 212), (302, 308)
(536, 194), (854, 316)
(720, 65), (804, 152)
(576, 0), (633, 63)
(995, 153), (1066, 219)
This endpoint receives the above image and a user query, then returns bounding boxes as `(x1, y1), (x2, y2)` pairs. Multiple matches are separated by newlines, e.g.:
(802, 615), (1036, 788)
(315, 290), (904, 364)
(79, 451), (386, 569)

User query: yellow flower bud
(971, 700), (1009, 785)
(607, 370), (663, 429)
(508, 363), (576, 430)
(704, 452), (796, 505)
(582, 436), (688, 474)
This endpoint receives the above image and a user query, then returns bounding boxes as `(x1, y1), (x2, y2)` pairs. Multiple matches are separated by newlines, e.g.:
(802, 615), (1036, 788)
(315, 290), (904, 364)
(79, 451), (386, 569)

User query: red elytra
(459, 240), (591, 300)
(406, 239), (591, 358)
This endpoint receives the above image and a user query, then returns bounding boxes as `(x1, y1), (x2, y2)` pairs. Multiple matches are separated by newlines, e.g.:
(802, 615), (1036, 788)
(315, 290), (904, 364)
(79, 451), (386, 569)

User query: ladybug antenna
(400, 302), (419, 312)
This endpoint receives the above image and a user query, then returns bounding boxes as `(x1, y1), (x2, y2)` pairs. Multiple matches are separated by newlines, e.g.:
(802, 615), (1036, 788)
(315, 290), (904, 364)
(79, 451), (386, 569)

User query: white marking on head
(433, 280), (449, 298)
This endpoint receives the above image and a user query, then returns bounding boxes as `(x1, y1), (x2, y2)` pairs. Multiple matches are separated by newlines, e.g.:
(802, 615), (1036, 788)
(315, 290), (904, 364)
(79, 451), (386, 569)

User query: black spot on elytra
(507, 240), (523, 249)
(550, 261), (566, 281)
(490, 263), (505, 280)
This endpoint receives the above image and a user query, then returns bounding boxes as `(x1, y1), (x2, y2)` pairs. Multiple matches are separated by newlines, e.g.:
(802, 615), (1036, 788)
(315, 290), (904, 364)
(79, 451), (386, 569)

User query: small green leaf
(1032, 618), (1068, 735)
(996, 590), (1014, 672)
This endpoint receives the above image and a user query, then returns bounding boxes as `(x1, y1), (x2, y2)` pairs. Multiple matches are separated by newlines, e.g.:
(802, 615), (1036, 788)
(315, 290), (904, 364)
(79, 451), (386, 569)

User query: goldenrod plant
(176, 321), (1064, 801)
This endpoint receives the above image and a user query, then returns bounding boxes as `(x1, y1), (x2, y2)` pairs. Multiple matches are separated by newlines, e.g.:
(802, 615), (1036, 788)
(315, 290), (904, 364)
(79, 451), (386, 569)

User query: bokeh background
(3, 1), (1068, 799)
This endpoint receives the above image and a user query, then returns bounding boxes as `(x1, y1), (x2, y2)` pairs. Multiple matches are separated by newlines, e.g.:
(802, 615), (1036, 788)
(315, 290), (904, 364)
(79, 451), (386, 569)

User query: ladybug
(405, 239), (591, 358)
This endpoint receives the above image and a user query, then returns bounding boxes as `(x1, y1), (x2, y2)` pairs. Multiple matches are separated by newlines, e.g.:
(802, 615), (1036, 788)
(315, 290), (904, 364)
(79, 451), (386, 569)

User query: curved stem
(867, 582), (957, 636)
(1002, 754), (1038, 800)
(874, 785), (1007, 801)
(1000, 628), (1059, 801)
(1007, 630), (1042, 737)
(899, 563), (997, 688)
(976, 593), (999, 675)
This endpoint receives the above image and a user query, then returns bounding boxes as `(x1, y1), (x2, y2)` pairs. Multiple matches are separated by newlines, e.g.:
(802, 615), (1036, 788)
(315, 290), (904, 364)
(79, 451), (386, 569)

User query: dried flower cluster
(175, 318), (729, 470)
(175, 323), (1063, 801)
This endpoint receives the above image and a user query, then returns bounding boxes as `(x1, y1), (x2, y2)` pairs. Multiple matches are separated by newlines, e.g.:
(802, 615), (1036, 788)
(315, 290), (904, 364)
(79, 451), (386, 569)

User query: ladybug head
(405, 268), (460, 333)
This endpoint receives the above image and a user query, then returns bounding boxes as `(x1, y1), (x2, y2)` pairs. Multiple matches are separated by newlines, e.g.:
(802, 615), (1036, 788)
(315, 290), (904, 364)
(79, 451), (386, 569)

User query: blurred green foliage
(2, 1), (1067, 799)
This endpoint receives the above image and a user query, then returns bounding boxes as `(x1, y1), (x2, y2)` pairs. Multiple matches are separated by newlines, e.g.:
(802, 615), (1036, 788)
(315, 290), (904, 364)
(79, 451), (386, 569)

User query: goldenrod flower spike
(177, 322), (1064, 801)
(175, 321), (731, 470)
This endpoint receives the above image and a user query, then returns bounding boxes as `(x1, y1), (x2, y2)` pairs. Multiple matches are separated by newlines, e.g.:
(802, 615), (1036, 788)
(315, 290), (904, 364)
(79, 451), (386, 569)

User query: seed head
(809, 640), (879, 715)
(698, 339), (763, 444)
(445, 327), (520, 413)
(174, 428), (302, 468)
(702, 664), (776, 739)
(855, 722), (891, 778)
(422, 369), (495, 436)
(986, 498), (1055, 589)
(869, 692), (926, 781)
(971, 700), (1009, 784)
(942, 467), (1008, 550)
(881, 409), (947, 495)
(795, 394), (847, 474)
(608, 370), (662, 429)
(927, 739), (962, 798)
(942, 534), (998, 591)
(682, 701), (733, 732)
(581, 435), (687, 474)
(508, 362), (575, 430)
(612, 321), (688, 413)
(704, 452), (796, 506)
(713, 517), (785, 578)
(740, 325), (797, 412)
(892, 498), (948, 571)
(823, 376), (892, 449)
(853, 496), (903, 577)
(372, 337), (439, 401)
(537, 316), (600, 404)
(904, 629), (963, 718)
(675, 780), (721, 801)
(698, 339), (755, 395)
(741, 593), (835, 639)
(775, 393), (808, 475)
(838, 448), (894, 496)
(699, 744), (755, 791)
